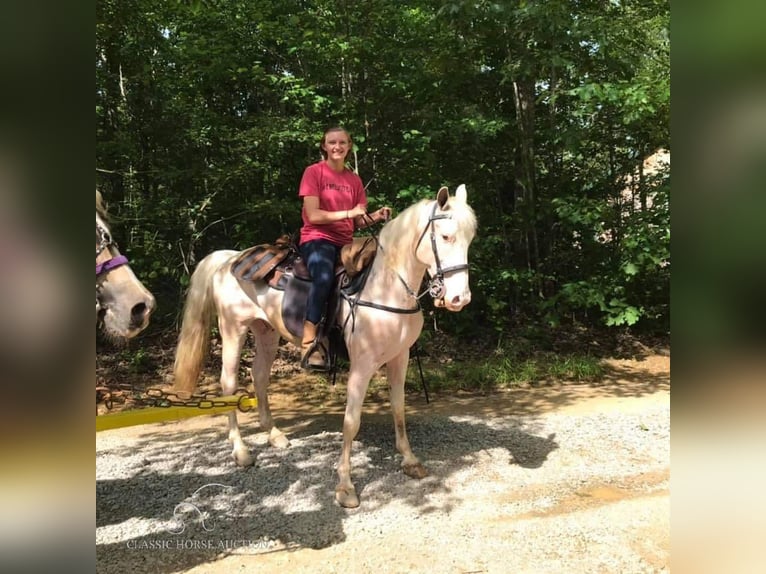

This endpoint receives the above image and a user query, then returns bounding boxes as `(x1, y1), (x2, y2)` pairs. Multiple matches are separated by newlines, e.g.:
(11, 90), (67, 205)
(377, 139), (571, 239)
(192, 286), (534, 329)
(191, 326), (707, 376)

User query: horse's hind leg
(250, 320), (289, 448)
(219, 318), (254, 467)
(387, 349), (428, 479)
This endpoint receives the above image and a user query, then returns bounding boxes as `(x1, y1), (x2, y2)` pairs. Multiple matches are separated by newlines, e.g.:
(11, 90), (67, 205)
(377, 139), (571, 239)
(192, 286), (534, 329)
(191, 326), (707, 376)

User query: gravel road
(97, 357), (670, 574)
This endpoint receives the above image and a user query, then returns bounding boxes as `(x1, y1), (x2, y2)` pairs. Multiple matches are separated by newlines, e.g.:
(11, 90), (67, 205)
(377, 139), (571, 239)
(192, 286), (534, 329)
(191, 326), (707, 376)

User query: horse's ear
(455, 184), (467, 203)
(437, 186), (449, 208)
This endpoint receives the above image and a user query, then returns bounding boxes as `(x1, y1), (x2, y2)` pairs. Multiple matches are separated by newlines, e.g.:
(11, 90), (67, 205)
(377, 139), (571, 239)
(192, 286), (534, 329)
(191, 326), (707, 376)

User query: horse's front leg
(250, 320), (289, 448)
(336, 362), (377, 508)
(387, 349), (428, 479)
(219, 317), (254, 467)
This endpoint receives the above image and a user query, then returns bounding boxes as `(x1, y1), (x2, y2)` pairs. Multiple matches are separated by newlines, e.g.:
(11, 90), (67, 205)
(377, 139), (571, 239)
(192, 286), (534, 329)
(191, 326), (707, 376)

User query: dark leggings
(300, 239), (340, 325)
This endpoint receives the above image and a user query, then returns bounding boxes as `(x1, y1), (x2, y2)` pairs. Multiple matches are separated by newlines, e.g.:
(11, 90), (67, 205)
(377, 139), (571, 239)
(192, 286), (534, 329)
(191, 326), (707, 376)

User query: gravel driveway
(97, 358), (670, 574)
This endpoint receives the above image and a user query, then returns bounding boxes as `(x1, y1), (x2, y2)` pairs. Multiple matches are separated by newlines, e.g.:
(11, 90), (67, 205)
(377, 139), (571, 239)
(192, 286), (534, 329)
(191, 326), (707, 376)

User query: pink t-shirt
(298, 161), (366, 246)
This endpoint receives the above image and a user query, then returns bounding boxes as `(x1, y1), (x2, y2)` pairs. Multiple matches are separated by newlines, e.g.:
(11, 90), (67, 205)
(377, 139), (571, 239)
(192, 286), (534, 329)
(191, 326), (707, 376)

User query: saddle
(230, 234), (293, 283)
(231, 235), (378, 358)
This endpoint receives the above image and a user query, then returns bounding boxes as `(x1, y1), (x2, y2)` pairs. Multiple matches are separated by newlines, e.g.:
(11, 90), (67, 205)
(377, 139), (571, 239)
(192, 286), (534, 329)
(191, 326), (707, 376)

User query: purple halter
(96, 220), (129, 277)
(96, 255), (129, 277)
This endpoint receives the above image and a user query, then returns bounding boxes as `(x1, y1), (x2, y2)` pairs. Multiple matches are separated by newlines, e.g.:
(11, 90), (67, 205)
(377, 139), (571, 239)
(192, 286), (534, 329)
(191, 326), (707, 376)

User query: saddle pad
(281, 276), (312, 339)
(278, 266), (352, 341)
(231, 242), (290, 283)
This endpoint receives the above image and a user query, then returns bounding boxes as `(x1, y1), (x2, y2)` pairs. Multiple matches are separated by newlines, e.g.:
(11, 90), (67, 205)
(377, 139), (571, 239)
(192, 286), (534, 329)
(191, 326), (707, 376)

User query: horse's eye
(441, 235), (451, 242)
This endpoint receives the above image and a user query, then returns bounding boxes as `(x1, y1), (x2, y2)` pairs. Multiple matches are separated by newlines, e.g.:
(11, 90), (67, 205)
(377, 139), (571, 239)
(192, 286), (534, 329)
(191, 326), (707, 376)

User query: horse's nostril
(451, 296), (461, 305)
(131, 302), (148, 323)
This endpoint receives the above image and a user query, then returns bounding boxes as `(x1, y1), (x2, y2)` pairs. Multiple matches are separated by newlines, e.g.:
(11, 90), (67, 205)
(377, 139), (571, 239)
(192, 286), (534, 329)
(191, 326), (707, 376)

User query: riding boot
(301, 320), (328, 371)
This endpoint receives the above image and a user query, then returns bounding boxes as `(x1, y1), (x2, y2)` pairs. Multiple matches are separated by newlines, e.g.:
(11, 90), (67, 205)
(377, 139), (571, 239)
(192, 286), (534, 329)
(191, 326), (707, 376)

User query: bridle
(411, 201), (471, 302)
(96, 219), (129, 311)
(96, 220), (129, 277)
(343, 200), (470, 319)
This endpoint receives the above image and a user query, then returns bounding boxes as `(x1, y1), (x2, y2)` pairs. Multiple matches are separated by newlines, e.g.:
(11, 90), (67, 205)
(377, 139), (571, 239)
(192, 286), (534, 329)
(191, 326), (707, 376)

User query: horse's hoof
(269, 430), (290, 449)
(335, 485), (360, 508)
(403, 462), (428, 479)
(233, 450), (255, 467)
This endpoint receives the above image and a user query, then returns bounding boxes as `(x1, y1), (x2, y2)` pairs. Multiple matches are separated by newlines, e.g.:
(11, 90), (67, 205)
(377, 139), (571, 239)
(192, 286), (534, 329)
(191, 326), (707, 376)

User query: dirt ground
(97, 351), (669, 435)
(97, 352), (669, 573)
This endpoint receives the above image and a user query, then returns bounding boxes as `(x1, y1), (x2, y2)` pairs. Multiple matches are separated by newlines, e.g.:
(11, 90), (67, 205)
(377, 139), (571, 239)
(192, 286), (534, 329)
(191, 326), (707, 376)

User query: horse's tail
(173, 251), (233, 394)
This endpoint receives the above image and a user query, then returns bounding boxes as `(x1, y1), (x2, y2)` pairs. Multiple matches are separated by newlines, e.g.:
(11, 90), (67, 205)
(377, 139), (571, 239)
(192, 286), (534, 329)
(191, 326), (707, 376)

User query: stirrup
(300, 340), (330, 372)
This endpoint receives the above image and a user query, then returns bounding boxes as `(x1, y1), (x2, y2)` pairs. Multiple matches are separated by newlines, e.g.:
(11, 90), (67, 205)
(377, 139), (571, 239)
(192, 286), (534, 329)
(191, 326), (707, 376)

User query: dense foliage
(96, 0), (669, 340)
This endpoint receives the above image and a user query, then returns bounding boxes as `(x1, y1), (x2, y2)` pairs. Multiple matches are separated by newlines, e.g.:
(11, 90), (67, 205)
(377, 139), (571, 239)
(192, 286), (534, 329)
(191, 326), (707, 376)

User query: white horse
(173, 184), (476, 507)
(96, 190), (156, 339)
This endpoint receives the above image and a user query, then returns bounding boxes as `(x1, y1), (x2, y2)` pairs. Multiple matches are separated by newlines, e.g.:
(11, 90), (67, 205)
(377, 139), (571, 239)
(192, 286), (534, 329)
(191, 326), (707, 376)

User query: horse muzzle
(437, 290), (471, 312)
(99, 292), (156, 339)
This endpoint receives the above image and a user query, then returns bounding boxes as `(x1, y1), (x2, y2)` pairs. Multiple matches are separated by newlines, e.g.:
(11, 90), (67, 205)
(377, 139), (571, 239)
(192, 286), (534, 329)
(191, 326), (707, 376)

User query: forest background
(96, 0), (669, 383)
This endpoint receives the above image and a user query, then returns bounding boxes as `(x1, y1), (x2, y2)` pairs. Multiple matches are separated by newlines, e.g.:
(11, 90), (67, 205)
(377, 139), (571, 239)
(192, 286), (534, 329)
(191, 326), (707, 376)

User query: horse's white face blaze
(96, 212), (156, 339)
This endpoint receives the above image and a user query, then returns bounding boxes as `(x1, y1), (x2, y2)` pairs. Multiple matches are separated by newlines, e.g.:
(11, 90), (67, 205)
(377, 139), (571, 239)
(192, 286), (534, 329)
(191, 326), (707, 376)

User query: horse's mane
(96, 189), (108, 220)
(378, 195), (476, 268)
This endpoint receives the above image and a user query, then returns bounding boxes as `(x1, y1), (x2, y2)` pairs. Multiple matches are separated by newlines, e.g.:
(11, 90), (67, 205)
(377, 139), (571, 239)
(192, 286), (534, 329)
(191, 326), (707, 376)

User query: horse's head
(415, 184), (477, 312)
(96, 192), (156, 339)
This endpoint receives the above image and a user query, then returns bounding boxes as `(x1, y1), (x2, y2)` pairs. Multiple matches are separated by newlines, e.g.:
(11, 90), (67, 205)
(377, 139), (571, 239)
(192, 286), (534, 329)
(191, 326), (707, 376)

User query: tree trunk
(513, 77), (541, 295)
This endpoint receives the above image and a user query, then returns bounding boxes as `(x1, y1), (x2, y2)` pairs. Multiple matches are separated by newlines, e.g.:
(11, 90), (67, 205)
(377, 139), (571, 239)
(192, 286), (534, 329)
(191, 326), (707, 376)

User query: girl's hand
(374, 207), (392, 223)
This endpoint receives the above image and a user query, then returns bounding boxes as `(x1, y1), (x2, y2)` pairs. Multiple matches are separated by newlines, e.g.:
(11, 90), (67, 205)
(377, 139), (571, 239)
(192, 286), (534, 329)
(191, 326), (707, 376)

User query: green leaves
(97, 0), (669, 337)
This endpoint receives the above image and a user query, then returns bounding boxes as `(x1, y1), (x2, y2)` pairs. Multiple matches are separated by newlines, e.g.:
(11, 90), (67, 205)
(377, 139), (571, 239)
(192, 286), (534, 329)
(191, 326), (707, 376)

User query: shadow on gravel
(97, 409), (558, 573)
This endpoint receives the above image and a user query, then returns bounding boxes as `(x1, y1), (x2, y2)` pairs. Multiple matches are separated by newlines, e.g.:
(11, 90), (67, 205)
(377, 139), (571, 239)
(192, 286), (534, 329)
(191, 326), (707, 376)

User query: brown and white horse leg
(250, 320), (289, 448)
(335, 362), (377, 508)
(218, 318), (254, 467)
(387, 349), (428, 479)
